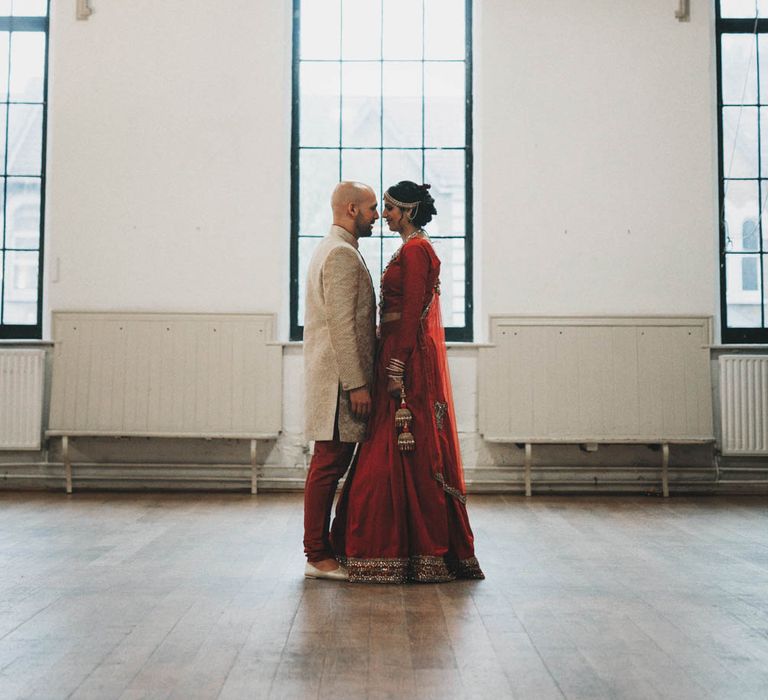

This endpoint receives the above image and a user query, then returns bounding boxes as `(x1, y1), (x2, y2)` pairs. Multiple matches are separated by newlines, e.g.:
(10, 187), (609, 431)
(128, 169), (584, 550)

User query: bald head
(332, 181), (375, 215)
(331, 181), (379, 239)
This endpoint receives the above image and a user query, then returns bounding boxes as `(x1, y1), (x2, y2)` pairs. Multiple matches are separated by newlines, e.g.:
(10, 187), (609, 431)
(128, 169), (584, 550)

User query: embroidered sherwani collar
(330, 225), (359, 250)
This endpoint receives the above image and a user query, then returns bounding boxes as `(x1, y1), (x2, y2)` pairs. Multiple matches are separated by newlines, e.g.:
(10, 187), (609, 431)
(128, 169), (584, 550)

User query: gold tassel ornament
(395, 401), (413, 427)
(398, 427), (415, 451)
(396, 386), (415, 451)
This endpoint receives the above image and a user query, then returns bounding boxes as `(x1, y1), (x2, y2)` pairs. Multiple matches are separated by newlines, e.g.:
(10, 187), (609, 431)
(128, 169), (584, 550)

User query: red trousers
(303, 439), (355, 563)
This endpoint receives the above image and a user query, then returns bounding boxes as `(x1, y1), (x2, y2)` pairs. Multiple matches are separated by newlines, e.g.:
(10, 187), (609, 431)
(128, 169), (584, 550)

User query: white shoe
(304, 562), (349, 581)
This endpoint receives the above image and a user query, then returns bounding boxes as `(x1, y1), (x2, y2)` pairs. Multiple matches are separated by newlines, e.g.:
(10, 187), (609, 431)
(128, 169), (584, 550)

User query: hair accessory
(383, 191), (420, 210)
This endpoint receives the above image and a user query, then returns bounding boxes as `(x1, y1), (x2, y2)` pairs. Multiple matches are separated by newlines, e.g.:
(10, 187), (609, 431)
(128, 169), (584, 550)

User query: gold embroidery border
(457, 556), (485, 580)
(434, 472), (467, 504)
(434, 401), (448, 431)
(339, 555), (484, 584)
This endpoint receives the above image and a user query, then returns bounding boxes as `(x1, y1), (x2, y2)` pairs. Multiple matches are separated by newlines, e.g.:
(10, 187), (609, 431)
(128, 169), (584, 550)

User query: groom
(302, 181), (378, 580)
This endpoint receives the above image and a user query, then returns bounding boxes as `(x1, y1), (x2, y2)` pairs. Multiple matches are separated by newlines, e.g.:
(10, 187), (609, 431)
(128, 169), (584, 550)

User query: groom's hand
(349, 387), (372, 420)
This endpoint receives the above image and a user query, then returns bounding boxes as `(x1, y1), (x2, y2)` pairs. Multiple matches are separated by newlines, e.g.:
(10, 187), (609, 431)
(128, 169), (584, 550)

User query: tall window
(0, 0), (47, 340)
(290, 0), (473, 341)
(716, 1), (768, 342)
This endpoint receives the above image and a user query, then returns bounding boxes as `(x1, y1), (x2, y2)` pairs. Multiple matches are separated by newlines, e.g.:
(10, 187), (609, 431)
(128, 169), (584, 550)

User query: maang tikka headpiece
(384, 190), (420, 222)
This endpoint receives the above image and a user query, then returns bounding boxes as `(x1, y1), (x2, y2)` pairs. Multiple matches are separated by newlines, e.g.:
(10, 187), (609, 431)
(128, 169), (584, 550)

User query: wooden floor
(0, 494), (767, 700)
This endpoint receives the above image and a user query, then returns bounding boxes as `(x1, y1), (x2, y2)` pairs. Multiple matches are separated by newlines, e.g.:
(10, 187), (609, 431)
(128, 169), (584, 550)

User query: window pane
(299, 149), (339, 236)
(380, 236), (401, 300)
(358, 236), (383, 296)
(760, 110), (768, 176)
(764, 256), (768, 325)
(424, 0), (465, 60)
(342, 148), (382, 236)
(342, 62), (380, 148)
(424, 150), (465, 236)
(430, 237), (465, 327)
(0, 106), (7, 169)
(382, 62), (422, 147)
(720, 0), (768, 18)
(300, 62), (340, 147)
(360, 236), (389, 308)
(6, 177), (40, 248)
(764, 194), (768, 250)
(3, 249), (38, 324)
(383, 0), (422, 59)
(722, 106), (758, 178)
(11, 0), (47, 16)
(721, 34), (757, 105)
(0, 33), (9, 101)
(724, 180), (759, 251)
(298, 236), (322, 326)
(726, 254), (762, 326)
(9, 31), (45, 103)
(759, 36), (768, 104)
(742, 255), (760, 290)
(7, 103), (42, 175)
(299, 0), (341, 60)
(0, 2), (11, 15)
(382, 235), (400, 260)
(341, 0), (381, 60)
(382, 149), (422, 220)
(342, 147), (381, 190)
(424, 63), (465, 147)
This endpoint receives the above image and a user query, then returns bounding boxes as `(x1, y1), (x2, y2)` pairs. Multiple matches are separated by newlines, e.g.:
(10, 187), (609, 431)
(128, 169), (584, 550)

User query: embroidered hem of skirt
(340, 555), (485, 584)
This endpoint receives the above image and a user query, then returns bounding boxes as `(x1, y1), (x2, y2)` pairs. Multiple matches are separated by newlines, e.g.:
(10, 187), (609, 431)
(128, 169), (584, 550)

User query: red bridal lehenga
(331, 235), (484, 584)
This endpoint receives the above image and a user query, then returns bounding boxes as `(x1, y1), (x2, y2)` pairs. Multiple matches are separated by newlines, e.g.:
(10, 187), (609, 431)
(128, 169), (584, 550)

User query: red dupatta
(421, 281), (466, 495)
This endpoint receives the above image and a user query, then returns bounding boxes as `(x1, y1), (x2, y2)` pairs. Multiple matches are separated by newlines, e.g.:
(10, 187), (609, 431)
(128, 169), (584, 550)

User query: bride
(331, 180), (483, 584)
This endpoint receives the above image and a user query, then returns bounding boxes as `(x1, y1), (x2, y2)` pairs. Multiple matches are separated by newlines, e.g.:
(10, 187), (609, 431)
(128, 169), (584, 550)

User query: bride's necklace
(404, 228), (427, 243)
(384, 229), (427, 271)
(378, 229), (429, 321)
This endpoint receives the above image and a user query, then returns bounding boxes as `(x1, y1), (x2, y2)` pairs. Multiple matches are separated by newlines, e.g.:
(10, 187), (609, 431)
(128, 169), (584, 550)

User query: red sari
(331, 236), (484, 584)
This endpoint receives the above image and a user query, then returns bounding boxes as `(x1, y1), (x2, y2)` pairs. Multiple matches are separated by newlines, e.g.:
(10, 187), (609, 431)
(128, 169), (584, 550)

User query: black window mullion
(289, 0), (301, 342)
(0, 17), (47, 32)
(716, 17), (768, 33)
(717, 5), (729, 342)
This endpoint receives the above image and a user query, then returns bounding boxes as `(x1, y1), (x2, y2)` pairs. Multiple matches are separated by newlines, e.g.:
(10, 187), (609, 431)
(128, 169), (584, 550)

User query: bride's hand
(387, 377), (403, 398)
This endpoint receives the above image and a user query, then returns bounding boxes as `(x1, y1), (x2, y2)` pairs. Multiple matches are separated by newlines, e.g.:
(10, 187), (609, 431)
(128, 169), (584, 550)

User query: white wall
(44, 0), (293, 337)
(476, 0), (718, 335)
(39, 1), (721, 472)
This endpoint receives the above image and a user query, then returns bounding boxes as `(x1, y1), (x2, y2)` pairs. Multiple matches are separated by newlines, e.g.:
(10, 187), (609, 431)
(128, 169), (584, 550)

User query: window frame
(0, 6), (49, 340)
(716, 3), (768, 343)
(289, 0), (474, 342)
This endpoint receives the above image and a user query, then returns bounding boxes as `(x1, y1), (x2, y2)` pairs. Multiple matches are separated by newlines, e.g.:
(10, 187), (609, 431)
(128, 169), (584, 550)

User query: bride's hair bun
(387, 180), (437, 226)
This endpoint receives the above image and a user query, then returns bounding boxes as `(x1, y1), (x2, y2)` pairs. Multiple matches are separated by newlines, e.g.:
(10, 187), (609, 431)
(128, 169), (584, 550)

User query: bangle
(386, 358), (405, 375)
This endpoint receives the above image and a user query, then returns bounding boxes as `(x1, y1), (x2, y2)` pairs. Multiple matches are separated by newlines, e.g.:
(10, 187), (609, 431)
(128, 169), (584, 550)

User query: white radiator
(0, 349), (45, 450)
(48, 312), (282, 438)
(719, 356), (768, 456)
(479, 316), (714, 443)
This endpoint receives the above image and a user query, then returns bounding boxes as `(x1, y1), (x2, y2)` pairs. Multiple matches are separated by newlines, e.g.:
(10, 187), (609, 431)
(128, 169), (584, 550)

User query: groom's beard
(355, 216), (374, 238)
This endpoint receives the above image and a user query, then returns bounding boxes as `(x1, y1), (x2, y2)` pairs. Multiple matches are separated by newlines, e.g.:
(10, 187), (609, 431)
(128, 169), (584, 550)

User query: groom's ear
(347, 202), (359, 217)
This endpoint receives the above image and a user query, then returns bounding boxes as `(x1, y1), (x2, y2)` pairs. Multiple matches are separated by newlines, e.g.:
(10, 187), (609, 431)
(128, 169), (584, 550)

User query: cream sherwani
(304, 225), (376, 442)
